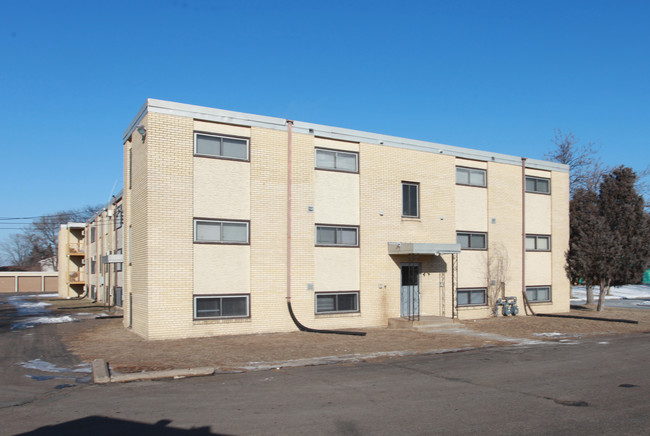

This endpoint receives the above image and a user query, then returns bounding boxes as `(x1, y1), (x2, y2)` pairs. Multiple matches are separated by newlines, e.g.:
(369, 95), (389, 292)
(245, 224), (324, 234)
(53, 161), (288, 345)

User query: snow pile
(571, 284), (650, 300)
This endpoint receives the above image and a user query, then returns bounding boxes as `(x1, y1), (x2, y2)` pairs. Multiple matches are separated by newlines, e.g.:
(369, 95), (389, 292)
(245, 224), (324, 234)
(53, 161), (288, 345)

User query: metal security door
(401, 263), (420, 319)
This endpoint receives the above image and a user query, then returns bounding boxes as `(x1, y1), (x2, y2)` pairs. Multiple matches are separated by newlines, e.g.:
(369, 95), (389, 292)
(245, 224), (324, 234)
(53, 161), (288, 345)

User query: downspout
(521, 158), (534, 315)
(284, 120), (365, 336)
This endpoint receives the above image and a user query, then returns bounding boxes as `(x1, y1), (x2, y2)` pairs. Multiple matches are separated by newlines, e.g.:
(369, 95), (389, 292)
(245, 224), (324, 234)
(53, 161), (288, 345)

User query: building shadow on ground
(17, 416), (231, 435)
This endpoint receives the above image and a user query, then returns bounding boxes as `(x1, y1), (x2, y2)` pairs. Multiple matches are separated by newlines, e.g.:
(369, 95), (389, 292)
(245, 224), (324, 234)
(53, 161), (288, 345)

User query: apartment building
(57, 193), (124, 306)
(121, 99), (570, 340)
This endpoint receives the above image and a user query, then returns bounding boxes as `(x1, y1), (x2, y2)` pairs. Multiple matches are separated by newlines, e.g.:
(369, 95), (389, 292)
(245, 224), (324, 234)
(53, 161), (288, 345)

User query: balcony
(68, 243), (85, 256)
(68, 271), (86, 285)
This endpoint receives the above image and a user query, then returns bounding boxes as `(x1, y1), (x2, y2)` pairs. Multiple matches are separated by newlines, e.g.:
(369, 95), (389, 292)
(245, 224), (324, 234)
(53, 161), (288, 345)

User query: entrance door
(401, 263), (420, 318)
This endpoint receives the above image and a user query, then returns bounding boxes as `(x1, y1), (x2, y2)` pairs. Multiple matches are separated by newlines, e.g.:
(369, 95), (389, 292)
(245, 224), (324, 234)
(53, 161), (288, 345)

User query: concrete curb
(110, 367), (215, 383)
(91, 359), (215, 383)
(92, 359), (110, 384)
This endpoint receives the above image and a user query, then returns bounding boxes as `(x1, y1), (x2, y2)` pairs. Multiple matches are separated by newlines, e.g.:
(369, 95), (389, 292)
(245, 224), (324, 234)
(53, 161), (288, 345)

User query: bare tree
(485, 243), (510, 316)
(25, 205), (100, 271)
(545, 129), (608, 196)
(0, 234), (37, 269)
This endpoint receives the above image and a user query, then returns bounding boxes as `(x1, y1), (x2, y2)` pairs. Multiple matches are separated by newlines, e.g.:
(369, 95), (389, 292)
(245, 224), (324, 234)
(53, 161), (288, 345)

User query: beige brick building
(57, 194), (124, 306)
(121, 99), (569, 340)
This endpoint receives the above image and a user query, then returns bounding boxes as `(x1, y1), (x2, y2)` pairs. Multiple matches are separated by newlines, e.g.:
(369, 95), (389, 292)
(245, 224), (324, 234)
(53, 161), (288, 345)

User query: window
(114, 206), (123, 230)
(526, 286), (551, 302)
(115, 249), (123, 272)
(90, 259), (96, 274)
(90, 285), (96, 300)
(90, 226), (96, 243)
(316, 225), (358, 247)
(315, 292), (359, 314)
(315, 148), (358, 172)
(114, 287), (123, 307)
(195, 133), (249, 161)
(456, 167), (486, 187)
(457, 288), (487, 306)
(194, 219), (249, 244)
(526, 235), (551, 251)
(194, 295), (250, 319)
(402, 182), (419, 217)
(457, 232), (487, 250)
(525, 176), (550, 194)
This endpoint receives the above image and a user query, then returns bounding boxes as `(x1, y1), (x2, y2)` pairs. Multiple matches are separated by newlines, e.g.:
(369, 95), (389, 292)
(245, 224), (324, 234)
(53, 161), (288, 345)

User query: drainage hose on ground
(287, 302), (366, 336)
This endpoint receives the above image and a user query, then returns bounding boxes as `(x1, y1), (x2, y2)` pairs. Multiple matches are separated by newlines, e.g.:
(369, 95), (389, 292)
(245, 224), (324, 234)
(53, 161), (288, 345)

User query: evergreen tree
(568, 167), (650, 311)
(598, 167), (650, 287)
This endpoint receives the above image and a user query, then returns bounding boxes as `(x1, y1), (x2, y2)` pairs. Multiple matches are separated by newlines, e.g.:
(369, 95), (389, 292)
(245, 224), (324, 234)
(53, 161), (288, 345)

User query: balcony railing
(68, 271), (86, 283)
(68, 243), (85, 255)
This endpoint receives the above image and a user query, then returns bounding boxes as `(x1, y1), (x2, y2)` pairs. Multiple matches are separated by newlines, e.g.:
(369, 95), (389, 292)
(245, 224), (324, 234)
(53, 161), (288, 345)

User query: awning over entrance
(387, 242), (461, 256)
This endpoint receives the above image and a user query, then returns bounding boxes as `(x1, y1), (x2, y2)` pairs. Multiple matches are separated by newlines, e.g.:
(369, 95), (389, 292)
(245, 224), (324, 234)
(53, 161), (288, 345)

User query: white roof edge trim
(123, 99), (569, 173)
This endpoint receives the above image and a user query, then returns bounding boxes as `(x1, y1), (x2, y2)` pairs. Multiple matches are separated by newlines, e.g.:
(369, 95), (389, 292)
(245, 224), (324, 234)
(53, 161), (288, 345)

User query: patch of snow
(572, 284), (650, 300)
(637, 301), (650, 306)
(20, 359), (92, 374)
(39, 293), (59, 298)
(7, 296), (53, 316)
(533, 332), (566, 337)
(11, 315), (77, 330)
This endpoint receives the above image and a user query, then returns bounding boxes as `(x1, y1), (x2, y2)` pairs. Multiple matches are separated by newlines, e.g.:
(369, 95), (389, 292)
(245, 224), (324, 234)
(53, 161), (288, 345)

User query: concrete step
(388, 316), (457, 331)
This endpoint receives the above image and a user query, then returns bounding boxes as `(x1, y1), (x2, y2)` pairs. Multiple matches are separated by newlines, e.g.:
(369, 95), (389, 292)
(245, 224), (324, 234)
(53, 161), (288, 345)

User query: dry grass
(49, 297), (650, 373)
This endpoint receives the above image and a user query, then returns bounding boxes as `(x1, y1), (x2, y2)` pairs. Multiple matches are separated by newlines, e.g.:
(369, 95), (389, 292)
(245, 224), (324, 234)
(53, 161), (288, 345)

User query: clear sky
(1, 0), (649, 246)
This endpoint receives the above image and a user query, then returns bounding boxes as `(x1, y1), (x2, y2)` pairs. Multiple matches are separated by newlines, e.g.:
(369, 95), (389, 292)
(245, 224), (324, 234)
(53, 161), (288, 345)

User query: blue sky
(1, 0), (649, 246)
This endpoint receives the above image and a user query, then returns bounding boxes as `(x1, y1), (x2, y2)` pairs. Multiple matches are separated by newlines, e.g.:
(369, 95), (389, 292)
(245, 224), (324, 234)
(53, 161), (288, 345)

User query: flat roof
(124, 99), (569, 173)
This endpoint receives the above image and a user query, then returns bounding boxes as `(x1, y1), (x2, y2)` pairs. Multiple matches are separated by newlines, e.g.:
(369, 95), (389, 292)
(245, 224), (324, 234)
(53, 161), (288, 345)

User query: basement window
(457, 288), (487, 306)
(526, 286), (551, 302)
(194, 295), (250, 319)
(315, 292), (359, 314)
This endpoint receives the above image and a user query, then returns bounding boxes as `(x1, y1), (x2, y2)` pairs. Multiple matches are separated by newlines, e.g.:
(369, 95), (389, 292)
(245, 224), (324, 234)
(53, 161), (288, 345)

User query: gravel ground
(48, 297), (650, 373)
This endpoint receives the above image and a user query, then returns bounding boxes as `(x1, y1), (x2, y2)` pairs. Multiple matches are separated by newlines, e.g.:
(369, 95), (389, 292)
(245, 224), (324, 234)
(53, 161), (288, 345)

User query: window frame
(114, 205), (123, 230)
(194, 132), (250, 162)
(315, 291), (360, 314)
(456, 288), (488, 307)
(456, 231), (488, 250)
(114, 286), (123, 307)
(193, 294), (251, 320)
(402, 181), (420, 218)
(194, 218), (250, 245)
(315, 147), (359, 173)
(456, 166), (487, 188)
(526, 286), (552, 303)
(315, 224), (359, 247)
(525, 234), (551, 252)
(115, 248), (123, 272)
(525, 175), (551, 194)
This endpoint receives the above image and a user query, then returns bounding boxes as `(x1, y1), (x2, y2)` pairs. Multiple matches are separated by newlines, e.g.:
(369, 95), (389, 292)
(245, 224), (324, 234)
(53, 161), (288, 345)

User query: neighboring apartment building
(120, 99), (570, 340)
(57, 193), (124, 306)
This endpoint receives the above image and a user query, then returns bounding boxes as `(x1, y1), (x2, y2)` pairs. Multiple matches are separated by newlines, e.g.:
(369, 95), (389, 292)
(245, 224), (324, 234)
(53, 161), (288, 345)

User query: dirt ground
(49, 297), (650, 373)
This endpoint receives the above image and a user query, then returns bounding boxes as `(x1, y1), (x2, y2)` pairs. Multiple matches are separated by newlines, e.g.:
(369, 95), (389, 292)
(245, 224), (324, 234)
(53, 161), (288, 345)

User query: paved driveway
(0, 293), (92, 409)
